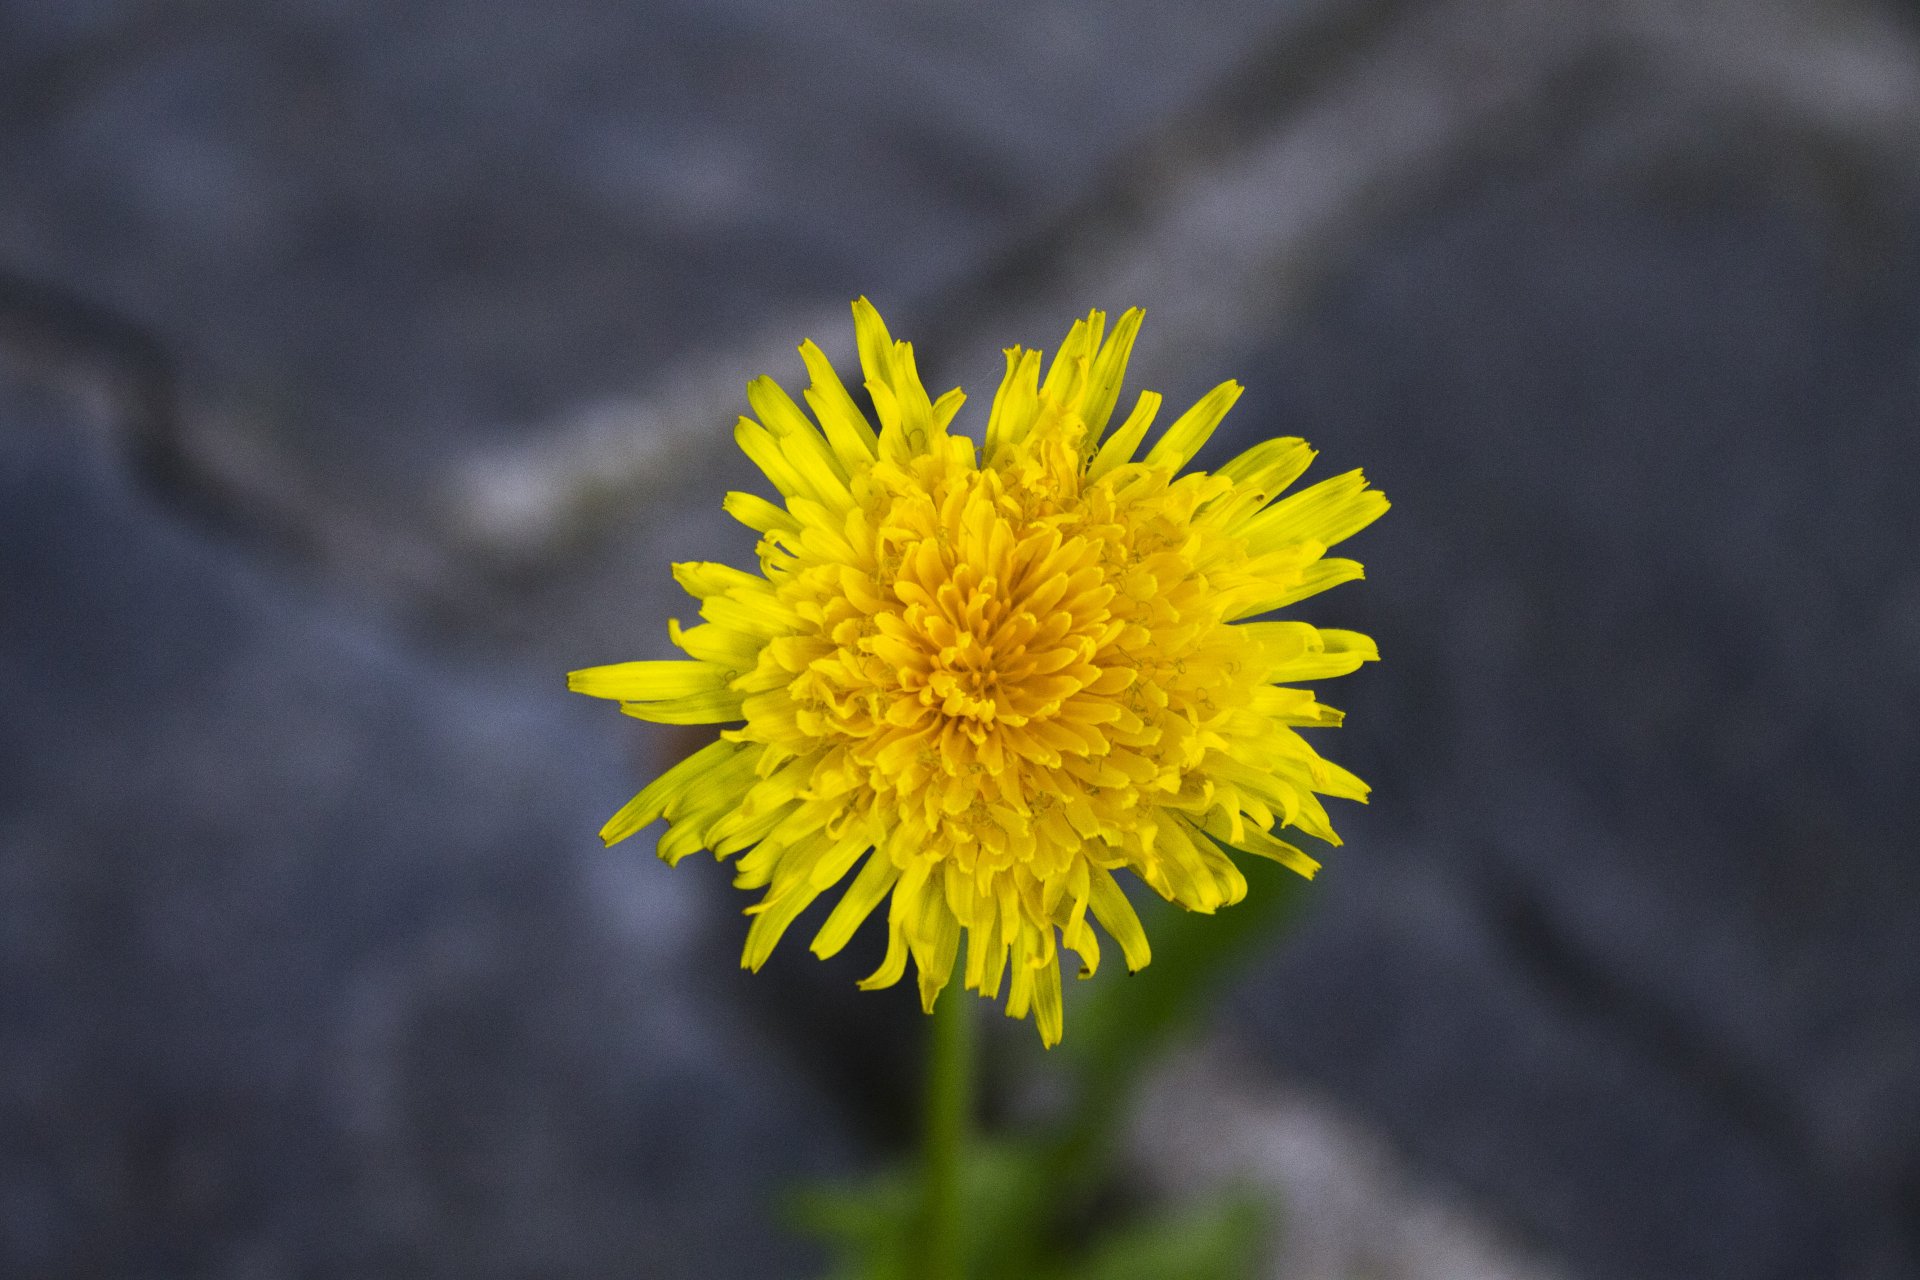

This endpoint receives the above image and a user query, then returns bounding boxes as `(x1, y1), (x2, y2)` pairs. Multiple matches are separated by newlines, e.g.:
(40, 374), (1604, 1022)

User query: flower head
(571, 300), (1386, 1045)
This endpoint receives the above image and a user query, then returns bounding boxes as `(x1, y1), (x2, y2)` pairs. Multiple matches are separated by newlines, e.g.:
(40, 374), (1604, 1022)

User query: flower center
(899, 555), (1091, 737)
(926, 637), (1001, 723)
(906, 568), (1010, 725)
(754, 440), (1243, 882)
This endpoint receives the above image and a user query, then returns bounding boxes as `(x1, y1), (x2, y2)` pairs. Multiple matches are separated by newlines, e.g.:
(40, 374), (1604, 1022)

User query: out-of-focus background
(3, 1), (1918, 1277)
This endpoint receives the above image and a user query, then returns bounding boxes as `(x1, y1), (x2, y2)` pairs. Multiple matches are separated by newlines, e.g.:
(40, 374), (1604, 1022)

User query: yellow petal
(597, 740), (747, 848)
(852, 296), (898, 394)
(1031, 947), (1064, 1048)
(1088, 867), (1151, 973)
(1082, 307), (1144, 444)
(984, 347), (1041, 461)
(798, 338), (879, 467)
(1244, 469), (1389, 552)
(1229, 824), (1322, 880)
(1085, 390), (1162, 480)
(812, 849), (902, 959)
(567, 660), (729, 701)
(742, 871), (827, 972)
(1143, 380), (1242, 471)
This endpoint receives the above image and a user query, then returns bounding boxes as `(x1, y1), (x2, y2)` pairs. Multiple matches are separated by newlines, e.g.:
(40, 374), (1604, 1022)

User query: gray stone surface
(1224, 87), (1920, 1280)
(0, 0), (1336, 571)
(1131, 1043), (1569, 1280)
(0, 371), (848, 1277)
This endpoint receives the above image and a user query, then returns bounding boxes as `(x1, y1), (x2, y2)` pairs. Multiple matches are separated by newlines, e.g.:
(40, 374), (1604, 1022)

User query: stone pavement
(0, 372), (850, 1276)
(3, 1), (1918, 1277)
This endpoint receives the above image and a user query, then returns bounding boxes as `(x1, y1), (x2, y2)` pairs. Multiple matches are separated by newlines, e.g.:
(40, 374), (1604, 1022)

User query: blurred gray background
(3, 1), (1918, 1277)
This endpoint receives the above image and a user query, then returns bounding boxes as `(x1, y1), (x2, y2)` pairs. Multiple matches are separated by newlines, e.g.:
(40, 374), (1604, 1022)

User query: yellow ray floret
(570, 298), (1388, 1046)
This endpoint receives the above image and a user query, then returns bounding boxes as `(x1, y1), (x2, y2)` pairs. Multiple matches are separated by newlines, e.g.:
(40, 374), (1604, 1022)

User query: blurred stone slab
(1212, 48), (1920, 1280)
(1131, 1041), (1567, 1280)
(0, 366), (849, 1277)
(425, 0), (1568, 670)
(0, 0), (1355, 603)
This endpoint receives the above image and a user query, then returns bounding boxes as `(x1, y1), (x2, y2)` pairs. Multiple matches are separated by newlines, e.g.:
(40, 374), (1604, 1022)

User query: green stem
(924, 988), (974, 1280)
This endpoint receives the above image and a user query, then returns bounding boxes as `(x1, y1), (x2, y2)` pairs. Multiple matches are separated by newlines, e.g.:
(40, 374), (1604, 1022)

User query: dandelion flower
(570, 300), (1387, 1045)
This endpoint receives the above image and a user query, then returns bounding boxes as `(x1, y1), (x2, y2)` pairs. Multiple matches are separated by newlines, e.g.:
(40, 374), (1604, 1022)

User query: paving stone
(1131, 1040), (1570, 1280)
(0, 0), (1341, 558)
(0, 370), (849, 1278)
(1222, 81), (1920, 1280)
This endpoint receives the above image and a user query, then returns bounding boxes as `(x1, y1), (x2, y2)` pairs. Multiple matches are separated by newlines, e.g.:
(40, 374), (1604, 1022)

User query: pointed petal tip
(600, 820), (641, 849)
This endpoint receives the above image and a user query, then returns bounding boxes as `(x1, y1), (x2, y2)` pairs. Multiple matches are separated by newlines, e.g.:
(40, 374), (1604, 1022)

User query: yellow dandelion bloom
(571, 300), (1387, 1046)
